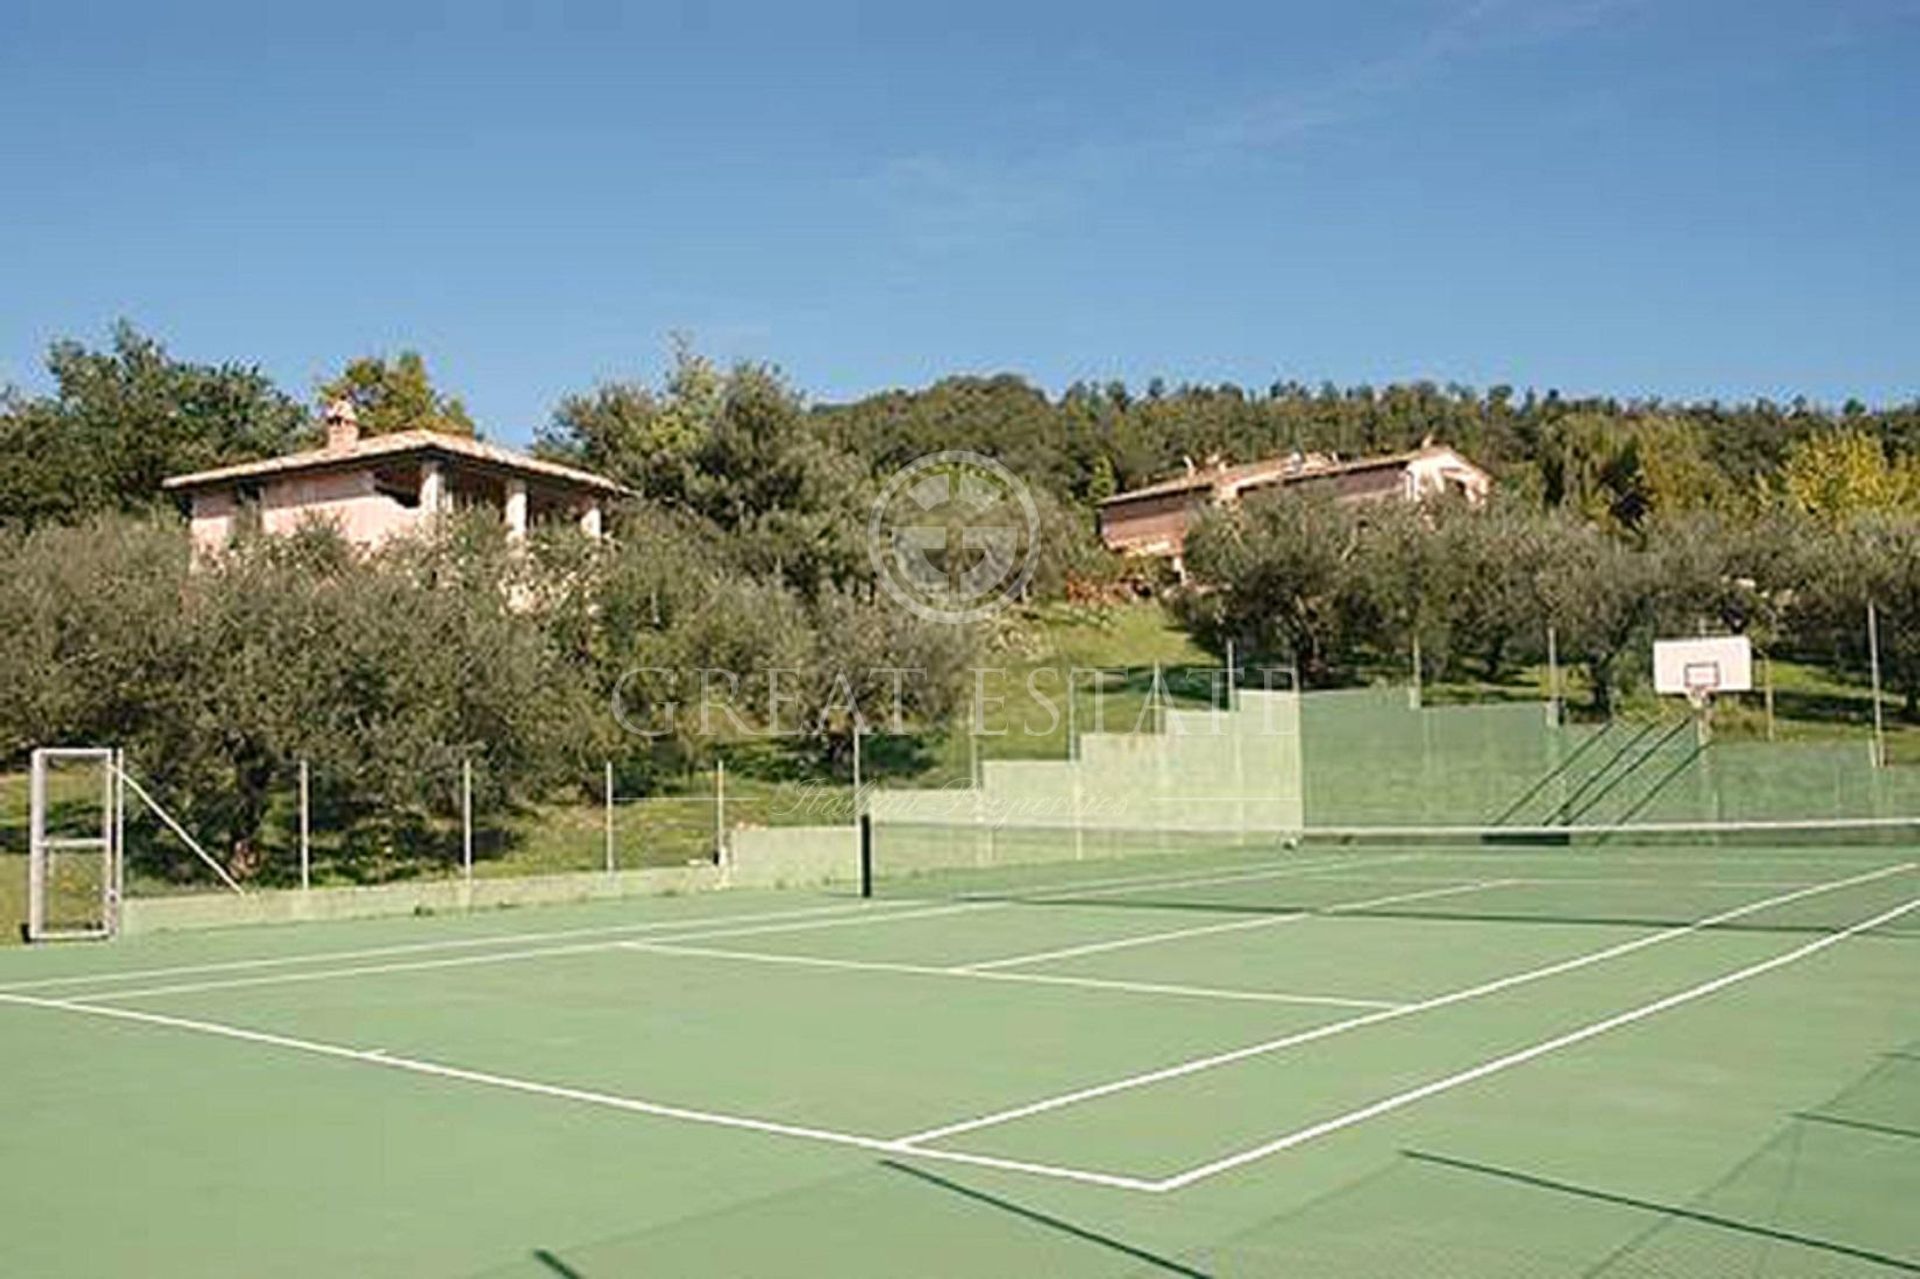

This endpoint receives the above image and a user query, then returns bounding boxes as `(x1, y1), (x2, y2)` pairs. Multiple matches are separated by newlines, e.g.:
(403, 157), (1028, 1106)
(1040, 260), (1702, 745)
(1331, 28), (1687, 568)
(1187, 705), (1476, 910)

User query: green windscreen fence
(865, 825), (1920, 936)
(1299, 688), (1920, 828)
(866, 685), (1920, 935)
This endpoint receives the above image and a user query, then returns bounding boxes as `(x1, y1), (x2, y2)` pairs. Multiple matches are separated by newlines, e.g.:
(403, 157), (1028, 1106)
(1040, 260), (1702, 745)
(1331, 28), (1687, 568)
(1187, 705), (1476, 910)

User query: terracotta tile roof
(1098, 445), (1465, 506)
(161, 429), (634, 496)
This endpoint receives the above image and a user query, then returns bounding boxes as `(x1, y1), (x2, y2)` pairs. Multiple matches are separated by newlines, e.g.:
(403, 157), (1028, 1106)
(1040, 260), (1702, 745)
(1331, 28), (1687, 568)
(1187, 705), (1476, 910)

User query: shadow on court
(1179, 1049), (1920, 1277)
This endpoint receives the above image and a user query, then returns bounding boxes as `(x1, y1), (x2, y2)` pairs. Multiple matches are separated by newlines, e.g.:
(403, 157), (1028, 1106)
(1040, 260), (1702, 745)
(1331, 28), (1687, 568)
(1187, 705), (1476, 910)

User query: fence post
(714, 757), (726, 866)
(1868, 602), (1887, 769)
(1546, 624), (1561, 727)
(1762, 652), (1776, 742)
(1066, 665), (1078, 761)
(113, 748), (126, 932)
(462, 758), (474, 882)
(298, 758), (311, 892)
(603, 761), (615, 875)
(1225, 638), (1236, 714)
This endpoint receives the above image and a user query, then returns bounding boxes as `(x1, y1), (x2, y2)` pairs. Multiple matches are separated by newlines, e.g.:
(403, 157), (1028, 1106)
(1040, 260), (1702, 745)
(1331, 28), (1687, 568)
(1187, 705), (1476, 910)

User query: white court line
(619, 940), (1400, 1010)
(77, 902), (998, 1003)
(630, 900), (1002, 945)
(0, 991), (1155, 1193)
(1309, 816), (1920, 838)
(959, 880), (1516, 973)
(977, 970), (1399, 1011)
(960, 915), (1292, 971)
(1153, 892), (1920, 1190)
(891, 861), (1916, 1148)
(916, 850), (1412, 908)
(1365, 851), (1908, 867)
(0, 898), (905, 993)
(1035, 853), (1425, 903)
(1294, 873), (1826, 891)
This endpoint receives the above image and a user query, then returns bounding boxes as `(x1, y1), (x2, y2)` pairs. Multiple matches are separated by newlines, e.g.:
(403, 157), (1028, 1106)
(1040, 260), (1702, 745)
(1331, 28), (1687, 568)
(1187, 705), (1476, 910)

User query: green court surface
(2, 843), (1917, 1276)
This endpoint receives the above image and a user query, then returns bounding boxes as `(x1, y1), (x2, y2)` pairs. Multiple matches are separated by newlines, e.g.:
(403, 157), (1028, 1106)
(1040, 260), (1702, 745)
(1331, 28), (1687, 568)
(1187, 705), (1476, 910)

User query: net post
(858, 812), (873, 899)
(851, 722), (862, 826)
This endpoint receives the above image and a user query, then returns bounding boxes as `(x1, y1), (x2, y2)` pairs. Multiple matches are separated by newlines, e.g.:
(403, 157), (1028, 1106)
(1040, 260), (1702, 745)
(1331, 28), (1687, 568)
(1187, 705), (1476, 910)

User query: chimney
(324, 399), (360, 451)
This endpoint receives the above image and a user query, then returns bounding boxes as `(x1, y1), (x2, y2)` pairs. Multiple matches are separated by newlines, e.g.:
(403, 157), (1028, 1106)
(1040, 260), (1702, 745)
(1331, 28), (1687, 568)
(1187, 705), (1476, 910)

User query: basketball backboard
(1653, 635), (1752, 696)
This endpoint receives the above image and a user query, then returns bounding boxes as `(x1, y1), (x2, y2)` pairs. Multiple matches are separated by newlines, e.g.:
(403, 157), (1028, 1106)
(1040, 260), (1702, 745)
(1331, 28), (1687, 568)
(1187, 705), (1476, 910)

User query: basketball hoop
(1682, 662), (1721, 712)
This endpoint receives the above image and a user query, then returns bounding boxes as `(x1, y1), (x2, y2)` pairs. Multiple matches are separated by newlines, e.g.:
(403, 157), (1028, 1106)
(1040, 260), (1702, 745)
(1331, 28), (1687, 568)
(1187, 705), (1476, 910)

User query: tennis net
(862, 816), (1920, 937)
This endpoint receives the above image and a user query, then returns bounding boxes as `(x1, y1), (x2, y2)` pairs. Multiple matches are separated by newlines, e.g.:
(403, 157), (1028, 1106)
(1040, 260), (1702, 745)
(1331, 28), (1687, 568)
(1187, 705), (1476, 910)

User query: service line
(1152, 891), (1920, 1189)
(71, 902), (1000, 1004)
(893, 862), (1915, 1148)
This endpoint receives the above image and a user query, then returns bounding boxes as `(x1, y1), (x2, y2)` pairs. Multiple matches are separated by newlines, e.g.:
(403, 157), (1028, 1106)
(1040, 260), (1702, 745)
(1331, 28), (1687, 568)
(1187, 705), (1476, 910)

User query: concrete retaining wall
(117, 823), (862, 936)
(727, 824), (859, 888)
(120, 863), (723, 936)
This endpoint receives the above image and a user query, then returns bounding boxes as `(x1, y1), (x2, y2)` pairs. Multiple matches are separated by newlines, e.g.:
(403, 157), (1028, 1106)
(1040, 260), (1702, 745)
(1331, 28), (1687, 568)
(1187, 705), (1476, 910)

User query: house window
(235, 483), (264, 534)
(372, 466), (421, 509)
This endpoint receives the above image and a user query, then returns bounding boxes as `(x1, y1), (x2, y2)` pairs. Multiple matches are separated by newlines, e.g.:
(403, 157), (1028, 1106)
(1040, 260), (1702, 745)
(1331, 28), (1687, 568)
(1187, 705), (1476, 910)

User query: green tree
(1533, 514), (1655, 714)
(1538, 413), (1729, 531)
(1792, 516), (1920, 719)
(539, 339), (715, 505)
(1779, 429), (1920, 523)
(0, 512), (595, 880)
(1175, 490), (1364, 683)
(318, 350), (475, 437)
(1426, 497), (1556, 681)
(544, 345), (872, 595)
(0, 323), (305, 529)
(1349, 498), (1456, 682)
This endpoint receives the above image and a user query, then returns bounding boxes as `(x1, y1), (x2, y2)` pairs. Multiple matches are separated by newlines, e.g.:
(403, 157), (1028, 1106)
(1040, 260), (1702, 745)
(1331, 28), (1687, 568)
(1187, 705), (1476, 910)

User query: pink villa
(1096, 441), (1491, 572)
(162, 401), (631, 554)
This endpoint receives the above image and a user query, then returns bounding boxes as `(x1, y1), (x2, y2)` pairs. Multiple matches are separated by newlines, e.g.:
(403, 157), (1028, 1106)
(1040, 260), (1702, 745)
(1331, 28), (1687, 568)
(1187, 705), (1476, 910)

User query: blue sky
(3, 0), (1915, 444)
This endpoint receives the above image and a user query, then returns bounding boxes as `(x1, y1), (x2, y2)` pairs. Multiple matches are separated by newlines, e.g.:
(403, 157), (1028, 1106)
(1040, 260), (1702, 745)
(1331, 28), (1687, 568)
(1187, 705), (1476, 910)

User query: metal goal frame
(26, 747), (122, 942)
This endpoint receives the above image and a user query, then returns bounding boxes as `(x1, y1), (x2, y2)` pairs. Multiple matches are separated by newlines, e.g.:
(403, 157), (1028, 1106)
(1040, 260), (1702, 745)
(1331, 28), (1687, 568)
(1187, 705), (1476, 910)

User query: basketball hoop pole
(1687, 686), (1715, 747)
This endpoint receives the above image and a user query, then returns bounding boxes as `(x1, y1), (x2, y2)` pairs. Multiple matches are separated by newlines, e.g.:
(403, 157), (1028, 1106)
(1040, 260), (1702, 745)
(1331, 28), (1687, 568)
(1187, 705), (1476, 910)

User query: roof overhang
(161, 430), (635, 498)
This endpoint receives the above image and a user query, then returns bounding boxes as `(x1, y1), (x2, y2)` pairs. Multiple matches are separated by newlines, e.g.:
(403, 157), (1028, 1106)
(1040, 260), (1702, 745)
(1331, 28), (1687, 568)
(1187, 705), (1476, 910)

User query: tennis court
(2, 831), (1916, 1276)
